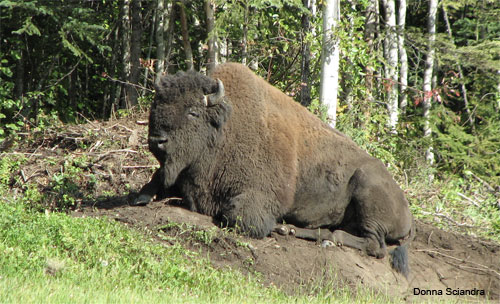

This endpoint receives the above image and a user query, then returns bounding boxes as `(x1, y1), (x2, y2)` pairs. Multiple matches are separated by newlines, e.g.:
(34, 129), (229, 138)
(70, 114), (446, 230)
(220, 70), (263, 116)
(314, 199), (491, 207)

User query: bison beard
(134, 63), (415, 278)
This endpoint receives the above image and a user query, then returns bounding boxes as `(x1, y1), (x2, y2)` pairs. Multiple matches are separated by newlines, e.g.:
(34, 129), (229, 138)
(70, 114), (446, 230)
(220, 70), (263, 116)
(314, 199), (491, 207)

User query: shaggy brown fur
(135, 63), (414, 276)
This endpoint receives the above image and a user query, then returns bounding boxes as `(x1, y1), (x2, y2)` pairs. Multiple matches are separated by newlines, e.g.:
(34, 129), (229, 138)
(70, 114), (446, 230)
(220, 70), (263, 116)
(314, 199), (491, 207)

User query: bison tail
(390, 218), (415, 278)
(390, 244), (409, 278)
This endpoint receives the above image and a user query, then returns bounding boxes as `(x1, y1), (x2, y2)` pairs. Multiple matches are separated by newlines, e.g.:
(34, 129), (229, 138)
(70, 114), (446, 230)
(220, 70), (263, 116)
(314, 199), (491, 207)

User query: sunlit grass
(0, 201), (402, 304)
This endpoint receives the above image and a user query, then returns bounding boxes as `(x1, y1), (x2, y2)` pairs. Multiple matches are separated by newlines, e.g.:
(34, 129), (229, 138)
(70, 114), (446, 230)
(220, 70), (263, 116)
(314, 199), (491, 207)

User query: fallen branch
(420, 211), (475, 228)
(122, 165), (157, 169)
(76, 112), (100, 129)
(416, 249), (500, 278)
(20, 170), (27, 183)
(2, 152), (43, 156)
(470, 172), (497, 194)
(103, 73), (154, 93)
(102, 149), (138, 154)
(89, 140), (103, 153)
(457, 192), (481, 208)
(116, 124), (134, 133)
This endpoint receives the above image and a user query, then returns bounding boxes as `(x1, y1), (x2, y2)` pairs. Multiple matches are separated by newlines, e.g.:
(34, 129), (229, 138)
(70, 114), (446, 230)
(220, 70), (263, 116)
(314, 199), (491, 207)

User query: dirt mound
(7, 115), (500, 302)
(73, 199), (499, 301)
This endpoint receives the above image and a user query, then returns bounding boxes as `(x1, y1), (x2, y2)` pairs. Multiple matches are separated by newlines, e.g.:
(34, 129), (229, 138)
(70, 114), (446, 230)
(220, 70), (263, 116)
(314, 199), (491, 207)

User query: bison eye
(188, 111), (200, 118)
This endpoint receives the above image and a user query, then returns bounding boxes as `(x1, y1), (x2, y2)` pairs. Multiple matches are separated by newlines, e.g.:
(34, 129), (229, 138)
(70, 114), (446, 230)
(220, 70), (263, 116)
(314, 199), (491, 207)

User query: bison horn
(206, 79), (225, 107)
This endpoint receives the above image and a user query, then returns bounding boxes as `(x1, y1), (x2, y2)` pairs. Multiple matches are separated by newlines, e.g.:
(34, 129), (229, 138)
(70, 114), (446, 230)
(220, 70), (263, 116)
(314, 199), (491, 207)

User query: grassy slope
(0, 201), (401, 304)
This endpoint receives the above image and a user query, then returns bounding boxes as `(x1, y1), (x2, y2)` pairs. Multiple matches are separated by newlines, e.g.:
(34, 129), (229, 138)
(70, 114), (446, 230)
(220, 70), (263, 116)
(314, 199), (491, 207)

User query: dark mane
(154, 71), (218, 104)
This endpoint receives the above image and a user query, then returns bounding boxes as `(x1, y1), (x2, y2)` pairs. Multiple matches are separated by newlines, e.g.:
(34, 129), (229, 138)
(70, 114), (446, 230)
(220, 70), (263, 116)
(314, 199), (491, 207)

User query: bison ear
(153, 75), (174, 103)
(208, 101), (232, 130)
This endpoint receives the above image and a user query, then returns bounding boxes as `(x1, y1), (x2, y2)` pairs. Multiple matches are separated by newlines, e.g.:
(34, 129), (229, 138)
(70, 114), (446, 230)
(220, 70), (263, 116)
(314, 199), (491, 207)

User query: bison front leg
(132, 168), (163, 206)
(220, 192), (278, 239)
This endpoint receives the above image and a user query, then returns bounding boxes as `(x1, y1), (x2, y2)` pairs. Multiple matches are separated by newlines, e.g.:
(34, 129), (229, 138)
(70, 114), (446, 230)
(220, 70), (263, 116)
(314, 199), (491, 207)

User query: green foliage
(337, 0), (380, 103)
(216, 0), (308, 92)
(0, 0), (112, 141)
(0, 152), (94, 211)
(431, 104), (500, 186)
(158, 221), (222, 246)
(307, 99), (330, 123)
(0, 154), (25, 196)
(408, 172), (500, 242)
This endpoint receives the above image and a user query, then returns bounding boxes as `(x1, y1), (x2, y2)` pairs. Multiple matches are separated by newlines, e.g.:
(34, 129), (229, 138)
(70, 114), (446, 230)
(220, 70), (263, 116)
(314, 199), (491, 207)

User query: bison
(134, 63), (415, 277)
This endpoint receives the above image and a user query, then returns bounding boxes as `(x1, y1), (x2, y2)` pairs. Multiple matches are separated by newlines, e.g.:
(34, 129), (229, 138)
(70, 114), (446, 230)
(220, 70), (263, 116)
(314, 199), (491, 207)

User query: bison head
(148, 71), (231, 187)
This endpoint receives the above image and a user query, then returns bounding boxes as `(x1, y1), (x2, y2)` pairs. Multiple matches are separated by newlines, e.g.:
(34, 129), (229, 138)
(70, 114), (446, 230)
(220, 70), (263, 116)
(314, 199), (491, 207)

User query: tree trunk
(143, 1), (156, 93)
(241, 2), (249, 65)
(398, 0), (408, 115)
(155, 0), (166, 83)
(319, 0), (340, 128)
(382, 0), (399, 133)
(341, 0), (356, 109)
(300, 0), (313, 107)
(179, 1), (194, 70)
(14, 48), (25, 101)
(68, 67), (77, 111)
(126, 0), (142, 108)
(205, 0), (217, 74)
(423, 0), (438, 169)
(442, 6), (474, 130)
(164, 2), (176, 73)
(361, 0), (378, 128)
(107, 21), (122, 118)
(119, 0), (131, 109)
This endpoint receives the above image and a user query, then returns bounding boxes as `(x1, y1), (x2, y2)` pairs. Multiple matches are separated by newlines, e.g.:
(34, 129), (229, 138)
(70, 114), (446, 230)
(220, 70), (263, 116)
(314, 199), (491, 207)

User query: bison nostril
(149, 136), (169, 151)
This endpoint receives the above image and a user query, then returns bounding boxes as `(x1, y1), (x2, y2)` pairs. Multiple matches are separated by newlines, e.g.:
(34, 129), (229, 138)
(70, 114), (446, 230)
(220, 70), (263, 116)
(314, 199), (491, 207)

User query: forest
(1, 1), (500, 237)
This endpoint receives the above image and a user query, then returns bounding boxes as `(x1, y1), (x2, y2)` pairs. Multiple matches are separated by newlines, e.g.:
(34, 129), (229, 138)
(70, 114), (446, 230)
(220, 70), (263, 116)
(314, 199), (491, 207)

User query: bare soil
(9, 114), (500, 302)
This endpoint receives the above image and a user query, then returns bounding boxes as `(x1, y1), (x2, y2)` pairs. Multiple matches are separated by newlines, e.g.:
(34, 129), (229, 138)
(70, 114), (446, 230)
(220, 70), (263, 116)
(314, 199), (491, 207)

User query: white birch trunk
(319, 0), (340, 128)
(398, 0), (408, 114)
(155, 0), (166, 83)
(423, 0), (438, 168)
(382, 0), (399, 133)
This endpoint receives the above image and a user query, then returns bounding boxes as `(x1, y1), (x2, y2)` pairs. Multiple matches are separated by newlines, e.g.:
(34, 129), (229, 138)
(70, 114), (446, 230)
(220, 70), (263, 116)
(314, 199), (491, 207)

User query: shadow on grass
(82, 193), (137, 210)
(83, 191), (186, 211)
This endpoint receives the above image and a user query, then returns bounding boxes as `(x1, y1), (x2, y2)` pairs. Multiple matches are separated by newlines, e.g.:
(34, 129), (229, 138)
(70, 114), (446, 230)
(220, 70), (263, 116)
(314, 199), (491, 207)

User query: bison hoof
(132, 194), (152, 206)
(321, 240), (335, 248)
(275, 225), (296, 236)
(276, 225), (290, 235)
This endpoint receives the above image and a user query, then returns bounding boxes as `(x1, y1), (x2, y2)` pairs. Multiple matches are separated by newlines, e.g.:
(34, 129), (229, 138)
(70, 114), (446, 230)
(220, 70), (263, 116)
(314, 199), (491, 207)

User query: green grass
(0, 201), (402, 304)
